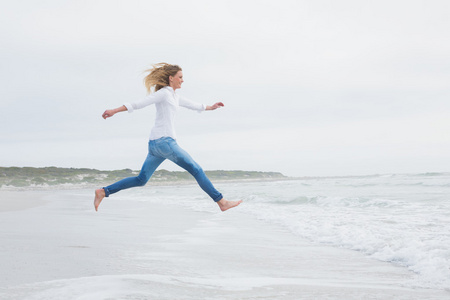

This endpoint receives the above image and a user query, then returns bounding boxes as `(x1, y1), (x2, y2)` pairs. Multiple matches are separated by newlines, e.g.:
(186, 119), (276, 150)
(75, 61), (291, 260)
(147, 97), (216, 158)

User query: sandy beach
(0, 191), (49, 212)
(0, 188), (449, 299)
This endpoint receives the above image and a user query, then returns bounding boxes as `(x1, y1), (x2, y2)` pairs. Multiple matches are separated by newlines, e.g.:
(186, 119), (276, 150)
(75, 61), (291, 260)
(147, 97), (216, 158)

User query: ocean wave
(233, 177), (450, 291)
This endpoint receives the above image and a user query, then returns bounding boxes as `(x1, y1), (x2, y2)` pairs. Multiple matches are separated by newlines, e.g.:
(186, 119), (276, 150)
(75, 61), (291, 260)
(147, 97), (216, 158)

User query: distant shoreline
(2, 167), (448, 190)
(0, 166), (291, 190)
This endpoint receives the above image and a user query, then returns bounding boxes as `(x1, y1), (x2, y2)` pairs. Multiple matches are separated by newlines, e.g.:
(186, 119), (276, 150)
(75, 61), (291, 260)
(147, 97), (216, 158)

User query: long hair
(144, 63), (182, 93)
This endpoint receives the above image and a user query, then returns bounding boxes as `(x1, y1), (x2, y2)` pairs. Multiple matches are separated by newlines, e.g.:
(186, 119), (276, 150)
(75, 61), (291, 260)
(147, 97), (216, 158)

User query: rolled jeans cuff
(103, 187), (111, 197)
(213, 193), (223, 202)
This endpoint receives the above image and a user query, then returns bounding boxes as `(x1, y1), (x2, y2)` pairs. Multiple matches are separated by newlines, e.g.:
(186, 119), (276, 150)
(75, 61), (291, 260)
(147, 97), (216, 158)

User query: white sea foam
(3, 273), (420, 300)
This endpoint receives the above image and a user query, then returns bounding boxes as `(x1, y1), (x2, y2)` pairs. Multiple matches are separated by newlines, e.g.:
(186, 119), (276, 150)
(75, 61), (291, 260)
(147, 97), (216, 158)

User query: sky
(1, 0), (449, 177)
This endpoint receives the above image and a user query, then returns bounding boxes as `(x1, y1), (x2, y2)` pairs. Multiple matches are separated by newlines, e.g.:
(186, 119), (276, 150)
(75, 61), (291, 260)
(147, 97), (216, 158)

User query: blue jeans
(103, 137), (223, 202)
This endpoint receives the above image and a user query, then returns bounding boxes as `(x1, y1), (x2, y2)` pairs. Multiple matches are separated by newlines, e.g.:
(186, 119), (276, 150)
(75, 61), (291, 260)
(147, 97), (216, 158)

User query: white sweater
(123, 86), (206, 140)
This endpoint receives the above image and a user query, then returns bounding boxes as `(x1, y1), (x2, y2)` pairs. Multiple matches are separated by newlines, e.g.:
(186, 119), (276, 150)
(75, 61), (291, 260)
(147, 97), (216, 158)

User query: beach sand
(0, 191), (49, 212)
(0, 189), (448, 299)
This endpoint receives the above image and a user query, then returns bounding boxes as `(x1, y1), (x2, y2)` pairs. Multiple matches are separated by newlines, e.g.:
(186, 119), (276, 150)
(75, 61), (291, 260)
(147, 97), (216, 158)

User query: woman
(94, 63), (242, 212)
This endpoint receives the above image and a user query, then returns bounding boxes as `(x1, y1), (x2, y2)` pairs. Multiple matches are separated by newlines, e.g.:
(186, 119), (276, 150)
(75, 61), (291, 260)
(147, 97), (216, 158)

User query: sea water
(139, 172), (450, 291)
(229, 173), (450, 291)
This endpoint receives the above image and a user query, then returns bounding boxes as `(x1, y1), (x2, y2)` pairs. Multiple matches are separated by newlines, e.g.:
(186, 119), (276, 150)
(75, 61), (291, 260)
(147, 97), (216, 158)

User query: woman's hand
(102, 109), (116, 119)
(206, 102), (224, 111)
(102, 105), (128, 119)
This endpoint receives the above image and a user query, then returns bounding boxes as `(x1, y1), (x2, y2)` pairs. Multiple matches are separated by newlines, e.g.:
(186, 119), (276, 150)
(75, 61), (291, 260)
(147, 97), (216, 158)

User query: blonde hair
(144, 63), (182, 93)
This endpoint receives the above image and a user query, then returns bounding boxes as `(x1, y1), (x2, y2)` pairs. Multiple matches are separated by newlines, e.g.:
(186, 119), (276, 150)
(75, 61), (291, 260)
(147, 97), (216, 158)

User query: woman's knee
(136, 173), (150, 186)
(187, 161), (203, 177)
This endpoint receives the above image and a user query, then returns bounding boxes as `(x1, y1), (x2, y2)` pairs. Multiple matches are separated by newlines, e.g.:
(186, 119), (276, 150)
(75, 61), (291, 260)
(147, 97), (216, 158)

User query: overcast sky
(1, 0), (449, 177)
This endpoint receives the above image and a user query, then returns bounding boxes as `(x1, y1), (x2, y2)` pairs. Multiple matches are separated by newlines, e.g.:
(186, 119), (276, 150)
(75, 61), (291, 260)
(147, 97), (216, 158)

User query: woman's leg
(94, 148), (165, 211)
(163, 139), (223, 202)
(103, 153), (165, 196)
(161, 139), (242, 211)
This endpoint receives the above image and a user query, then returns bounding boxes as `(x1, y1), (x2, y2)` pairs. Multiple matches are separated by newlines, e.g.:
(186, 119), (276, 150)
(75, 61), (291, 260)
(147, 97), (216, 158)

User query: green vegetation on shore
(0, 166), (287, 188)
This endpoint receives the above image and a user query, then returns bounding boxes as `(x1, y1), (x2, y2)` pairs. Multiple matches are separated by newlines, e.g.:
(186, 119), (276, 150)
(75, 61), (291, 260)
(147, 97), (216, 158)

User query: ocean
(135, 172), (450, 291)
(232, 173), (450, 291)
(1, 172), (449, 299)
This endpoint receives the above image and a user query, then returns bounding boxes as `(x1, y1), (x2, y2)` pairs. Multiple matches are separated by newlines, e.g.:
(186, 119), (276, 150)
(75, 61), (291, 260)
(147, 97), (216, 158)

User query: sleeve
(178, 95), (206, 112)
(123, 90), (164, 113)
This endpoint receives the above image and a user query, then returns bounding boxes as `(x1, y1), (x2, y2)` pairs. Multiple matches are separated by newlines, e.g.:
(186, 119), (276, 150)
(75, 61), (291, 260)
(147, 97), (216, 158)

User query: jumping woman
(94, 63), (242, 212)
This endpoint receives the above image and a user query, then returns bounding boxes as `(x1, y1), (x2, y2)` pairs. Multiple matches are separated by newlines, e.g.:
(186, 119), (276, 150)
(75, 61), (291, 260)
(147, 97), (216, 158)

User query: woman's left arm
(179, 95), (223, 112)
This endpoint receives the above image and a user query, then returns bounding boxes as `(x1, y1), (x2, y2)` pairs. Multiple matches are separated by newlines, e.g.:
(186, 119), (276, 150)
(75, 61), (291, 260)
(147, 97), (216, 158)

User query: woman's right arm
(102, 105), (127, 119)
(122, 90), (163, 114)
(102, 89), (163, 119)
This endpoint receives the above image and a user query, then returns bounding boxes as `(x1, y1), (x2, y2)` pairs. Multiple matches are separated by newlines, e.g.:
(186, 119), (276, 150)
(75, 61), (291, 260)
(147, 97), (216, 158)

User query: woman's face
(169, 71), (184, 90)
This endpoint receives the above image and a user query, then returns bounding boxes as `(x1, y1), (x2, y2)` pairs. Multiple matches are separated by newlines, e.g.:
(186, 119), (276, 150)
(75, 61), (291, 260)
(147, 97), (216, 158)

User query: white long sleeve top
(123, 86), (206, 141)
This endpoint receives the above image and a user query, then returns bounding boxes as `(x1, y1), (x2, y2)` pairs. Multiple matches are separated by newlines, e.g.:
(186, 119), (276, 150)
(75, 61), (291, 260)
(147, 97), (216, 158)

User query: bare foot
(217, 198), (242, 212)
(94, 189), (105, 211)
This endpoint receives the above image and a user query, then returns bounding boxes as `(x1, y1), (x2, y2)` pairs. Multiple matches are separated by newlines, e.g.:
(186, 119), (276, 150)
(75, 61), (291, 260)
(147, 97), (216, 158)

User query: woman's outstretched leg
(94, 152), (165, 211)
(166, 139), (242, 211)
